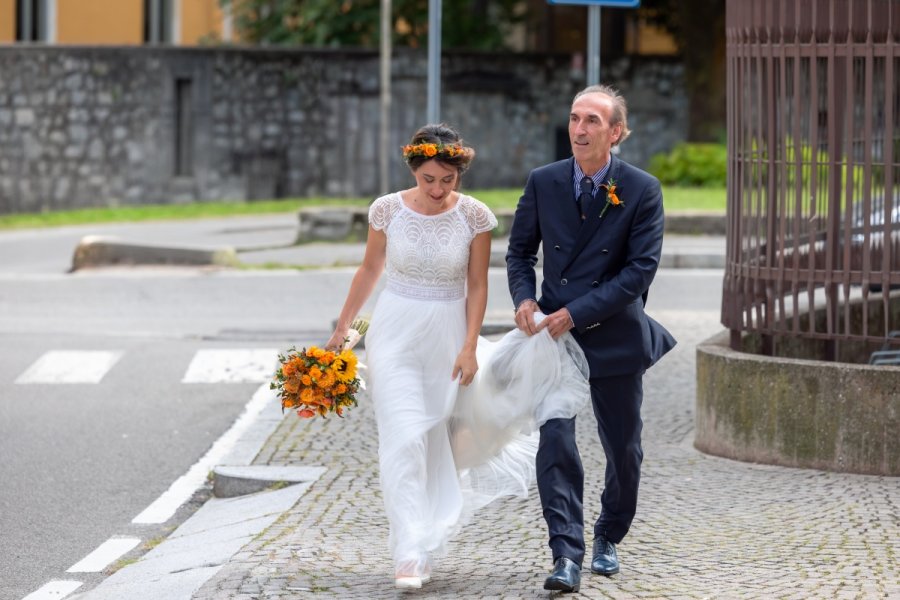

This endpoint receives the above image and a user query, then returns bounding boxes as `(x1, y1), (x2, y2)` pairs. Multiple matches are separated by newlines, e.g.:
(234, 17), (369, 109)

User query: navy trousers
(536, 371), (644, 565)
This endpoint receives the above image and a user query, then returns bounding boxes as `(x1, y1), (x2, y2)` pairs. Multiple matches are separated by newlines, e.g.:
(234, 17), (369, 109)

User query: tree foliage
(220, 0), (527, 50)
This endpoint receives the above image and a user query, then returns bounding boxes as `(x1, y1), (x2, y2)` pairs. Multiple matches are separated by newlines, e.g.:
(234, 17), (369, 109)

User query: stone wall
(0, 46), (686, 213)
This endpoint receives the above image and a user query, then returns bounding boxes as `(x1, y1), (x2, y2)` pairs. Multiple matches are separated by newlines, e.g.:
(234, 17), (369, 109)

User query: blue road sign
(548, 0), (640, 6)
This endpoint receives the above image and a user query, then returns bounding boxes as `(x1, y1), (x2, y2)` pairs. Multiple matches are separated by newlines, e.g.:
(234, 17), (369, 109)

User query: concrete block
(696, 329), (900, 475)
(295, 207), (369, 243)
(71, 235), (238, 270)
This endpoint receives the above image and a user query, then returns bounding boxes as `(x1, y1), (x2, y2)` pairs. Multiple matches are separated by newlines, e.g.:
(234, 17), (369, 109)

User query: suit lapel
(552, 158), (581, 230)
(563, 155), (622, 271)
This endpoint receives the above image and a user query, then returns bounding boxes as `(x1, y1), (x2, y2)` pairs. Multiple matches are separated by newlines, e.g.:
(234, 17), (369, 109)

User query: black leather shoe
(591, 535), (619, 575)
(543, 557), (581, 592)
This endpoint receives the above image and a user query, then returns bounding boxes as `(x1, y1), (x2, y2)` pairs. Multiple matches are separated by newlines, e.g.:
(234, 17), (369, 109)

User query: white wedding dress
(365, 192), (590, 578)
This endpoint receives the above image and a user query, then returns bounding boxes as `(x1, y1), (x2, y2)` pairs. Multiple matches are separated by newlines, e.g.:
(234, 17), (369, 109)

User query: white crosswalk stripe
(66, 536), (141, 573)
(11, 348), (282, 386)
(15, 350), (123, 384)
(181, 349), (280, 383)
(21, 580), (82, 600)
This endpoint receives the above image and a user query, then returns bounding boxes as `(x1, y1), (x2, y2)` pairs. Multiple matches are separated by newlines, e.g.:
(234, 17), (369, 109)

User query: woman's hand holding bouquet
(273, 317), (369, 418)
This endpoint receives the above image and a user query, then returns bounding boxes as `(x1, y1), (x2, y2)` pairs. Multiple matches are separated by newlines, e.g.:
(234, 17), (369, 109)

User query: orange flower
(282, 362), (297, 377)
(599, 179), (624, 218)
(423, 143), (438, 157)
(336, 383), (348, 394)
(300, 387), (315, 403)
(320, 351), (335, 366)
(309, 366), (322, 380)
(318, 371), (336, 389)
(300, 374), (312, 386)
(283, 379), (300, 394)
(297, 408), (316, 418)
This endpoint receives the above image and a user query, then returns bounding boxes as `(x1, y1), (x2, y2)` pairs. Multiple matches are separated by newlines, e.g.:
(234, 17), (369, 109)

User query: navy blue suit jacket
(506, 155), (676, 378)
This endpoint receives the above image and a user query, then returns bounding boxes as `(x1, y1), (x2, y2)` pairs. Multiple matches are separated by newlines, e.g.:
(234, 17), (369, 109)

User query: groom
(506, 84), (676, 593)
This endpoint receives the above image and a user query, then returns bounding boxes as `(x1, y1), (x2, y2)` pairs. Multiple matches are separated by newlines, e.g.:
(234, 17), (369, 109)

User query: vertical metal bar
(587, 5), (601, 85)
(20, 0), (33, 41)
(150, 0), (161, 43)
(426, 0), (441, 123)
(841, 9), (856, 340)
(776, 1), (788, 336)
(823, 0), (840, 359)
(763, 10), (777, 353)
(882, 0), (896, 335)
(806, 0), (819, 342)
(754, 35), (766, 337)
(379, 0), (392, 195)
(862, 1), (875, 339)
(791, 0), (803, 337)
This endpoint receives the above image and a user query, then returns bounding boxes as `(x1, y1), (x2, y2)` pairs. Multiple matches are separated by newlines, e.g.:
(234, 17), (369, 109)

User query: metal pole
(426, 0), (441, 123)
(586, 5), (601, 85)
(379, 0), (392, 195)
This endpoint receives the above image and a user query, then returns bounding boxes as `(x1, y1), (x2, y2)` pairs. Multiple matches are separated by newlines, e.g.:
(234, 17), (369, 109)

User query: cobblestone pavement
(193, 309), (899, 599)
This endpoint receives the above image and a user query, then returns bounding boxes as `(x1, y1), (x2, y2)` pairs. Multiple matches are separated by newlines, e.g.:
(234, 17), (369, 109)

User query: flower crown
(402, 142), (471, 161)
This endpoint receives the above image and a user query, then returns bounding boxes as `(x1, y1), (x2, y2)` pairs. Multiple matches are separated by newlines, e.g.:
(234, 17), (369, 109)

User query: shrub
(648, 143), (727, 187)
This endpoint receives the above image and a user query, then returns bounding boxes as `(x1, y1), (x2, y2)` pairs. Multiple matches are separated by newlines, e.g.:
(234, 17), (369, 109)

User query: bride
(325, 123), (589, 589)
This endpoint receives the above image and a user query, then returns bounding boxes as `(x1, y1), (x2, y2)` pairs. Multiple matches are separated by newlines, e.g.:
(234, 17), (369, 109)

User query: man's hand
(536, 307), (574, 340)
(514, 299), (540, 336)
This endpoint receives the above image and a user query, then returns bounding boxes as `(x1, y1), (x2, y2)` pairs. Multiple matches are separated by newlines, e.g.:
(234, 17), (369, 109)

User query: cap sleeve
(460, 195), (498, 235)
(368, 194), (401, 231)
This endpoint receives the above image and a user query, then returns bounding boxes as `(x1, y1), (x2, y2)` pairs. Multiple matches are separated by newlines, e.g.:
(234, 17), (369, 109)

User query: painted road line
(181, 349), (279, 383)
(21, 580), (82, 600)
(132, 382), (276, 524)
(15, 350), (122, 384)
(66, 536), (141, 573)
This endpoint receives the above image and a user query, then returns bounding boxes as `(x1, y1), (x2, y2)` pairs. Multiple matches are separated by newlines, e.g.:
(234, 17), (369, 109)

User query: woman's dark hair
(402, 123), (475, 174)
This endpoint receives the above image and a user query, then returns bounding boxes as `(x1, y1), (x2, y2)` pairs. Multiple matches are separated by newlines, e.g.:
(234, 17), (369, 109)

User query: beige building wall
(0, 0), (15, 42)
(57, 0), (143, 45)
(180, 0), (226, 45)
(628, 20), (678, 56)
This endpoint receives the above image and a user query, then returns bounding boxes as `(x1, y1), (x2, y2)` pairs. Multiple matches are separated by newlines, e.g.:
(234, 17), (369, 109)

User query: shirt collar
(573, 158), (611, 198)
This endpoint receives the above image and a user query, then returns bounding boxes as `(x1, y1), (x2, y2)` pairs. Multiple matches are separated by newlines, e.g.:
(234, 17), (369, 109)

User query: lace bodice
(369, 193), (498, 300)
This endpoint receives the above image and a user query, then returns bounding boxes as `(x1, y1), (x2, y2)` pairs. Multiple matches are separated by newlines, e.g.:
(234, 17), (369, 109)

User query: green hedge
(648, 143), (728, 188)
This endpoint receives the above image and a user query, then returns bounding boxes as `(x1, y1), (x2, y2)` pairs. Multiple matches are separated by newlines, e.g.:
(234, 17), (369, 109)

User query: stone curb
(212, 465), (327, 498)
(71, 235), (239, 270)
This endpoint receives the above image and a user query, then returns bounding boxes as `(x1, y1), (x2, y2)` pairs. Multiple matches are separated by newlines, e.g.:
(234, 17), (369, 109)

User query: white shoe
(395, 576), (423, 589)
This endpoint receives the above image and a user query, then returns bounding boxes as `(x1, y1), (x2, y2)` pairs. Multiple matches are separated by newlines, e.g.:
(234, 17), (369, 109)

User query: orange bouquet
(272, 318), (368, 418)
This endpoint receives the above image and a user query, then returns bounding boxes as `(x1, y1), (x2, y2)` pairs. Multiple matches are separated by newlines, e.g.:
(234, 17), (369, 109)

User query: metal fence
(723, 0), (900, 359)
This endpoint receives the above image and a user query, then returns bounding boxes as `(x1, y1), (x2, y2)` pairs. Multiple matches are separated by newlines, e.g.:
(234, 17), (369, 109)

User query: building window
(16, 0), (51, 42)
(174, 78), (194, 176)
(144, 0), (174, 43)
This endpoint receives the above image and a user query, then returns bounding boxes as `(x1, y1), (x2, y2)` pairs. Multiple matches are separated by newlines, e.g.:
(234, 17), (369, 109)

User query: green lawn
(472, 186), (726, 212)
(0, 186), (725, 230)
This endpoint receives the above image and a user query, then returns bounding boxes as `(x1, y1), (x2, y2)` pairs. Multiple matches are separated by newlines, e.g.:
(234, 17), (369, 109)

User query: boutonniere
(599, 179), (624, 219)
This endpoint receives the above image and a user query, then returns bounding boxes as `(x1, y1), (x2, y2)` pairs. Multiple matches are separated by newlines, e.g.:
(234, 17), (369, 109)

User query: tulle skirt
(366, 289), (589, 577)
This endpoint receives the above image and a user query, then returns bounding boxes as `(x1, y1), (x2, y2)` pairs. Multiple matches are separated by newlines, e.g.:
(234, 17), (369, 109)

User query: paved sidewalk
(189, 310), (898, 600)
